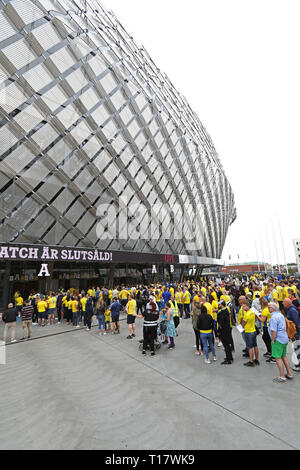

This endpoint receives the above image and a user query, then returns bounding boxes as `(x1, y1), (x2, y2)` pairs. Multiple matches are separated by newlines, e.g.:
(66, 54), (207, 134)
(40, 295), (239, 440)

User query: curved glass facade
(0, 0), (236, 259)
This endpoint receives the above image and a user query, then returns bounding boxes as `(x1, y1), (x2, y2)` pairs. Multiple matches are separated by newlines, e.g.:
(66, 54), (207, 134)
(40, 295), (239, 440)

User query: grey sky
(107, 0), (300, 265)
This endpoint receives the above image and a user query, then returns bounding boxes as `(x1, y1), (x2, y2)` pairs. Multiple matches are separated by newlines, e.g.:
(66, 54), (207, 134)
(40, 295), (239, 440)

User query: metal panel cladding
(0, 0), (236, 259)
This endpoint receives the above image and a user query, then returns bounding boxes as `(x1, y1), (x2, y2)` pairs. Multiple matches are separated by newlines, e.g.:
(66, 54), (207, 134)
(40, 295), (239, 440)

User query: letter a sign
(38, 263), (50, 277)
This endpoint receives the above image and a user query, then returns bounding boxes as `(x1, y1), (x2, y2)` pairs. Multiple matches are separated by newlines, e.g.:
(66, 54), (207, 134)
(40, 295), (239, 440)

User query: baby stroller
(139, 320), (166, 351)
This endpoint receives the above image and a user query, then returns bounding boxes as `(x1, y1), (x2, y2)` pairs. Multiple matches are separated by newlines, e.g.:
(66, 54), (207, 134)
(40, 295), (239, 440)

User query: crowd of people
(1, 273), (300, 384)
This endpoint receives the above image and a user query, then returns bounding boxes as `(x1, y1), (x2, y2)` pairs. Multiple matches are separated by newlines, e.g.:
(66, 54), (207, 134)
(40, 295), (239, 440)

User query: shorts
(127, 315), (136, 324)
(245, 331), (257, 349)
(38, 311), (47, 319)
(48, 308), (56, 315)
(271, 340), (288, 359)
(121, 299), (128, 308)
(111, 315), (120, 323)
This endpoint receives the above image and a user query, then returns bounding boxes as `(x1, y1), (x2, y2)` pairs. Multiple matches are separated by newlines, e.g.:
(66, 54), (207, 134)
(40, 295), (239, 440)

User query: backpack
(285, 318), (296, 340)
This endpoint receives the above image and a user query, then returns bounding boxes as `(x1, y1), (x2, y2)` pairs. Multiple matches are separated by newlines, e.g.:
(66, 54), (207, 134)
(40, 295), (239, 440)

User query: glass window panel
(13, 104), (44, 133)
(56, 104), (80, 128)
(102, 118), (118, 139)
(47, 138), (73, 165)
(43, 222), (68, 245)
(23, 63), (54, 91)
(0, 126), (18, 155)
(31, 123), (59, 149)
(70, 121), (91, 144)
(51, 188), (74, 213)
(21, 160), (51, 187)
(81, 136), (101, 159)
(66, 68), (89, 93)
(103, 162), (118, 184)
(50, 46), (76, 73)
(65, 199), (86, 222)
(119, 104), (133, 125)
(93, 149), (111, 172)
(73, 167), (93, 191)
(109, 89), (126, 110)
(0, 82), (28, 113)
(32, 21), (62, 50)
(0, 11), (18, 42)
(111, 174), (127, 195)
(11, 0), (44, 25)
(4, 144), (35, 173)
(90, 105), (110, 127)
(41, 84), (68, 112)
(2, 38), (37, 70)
(88, 55), (108, 77)
(100, 72), (118, 94)
(0, 183), (27, 216)
(79, 87), (99, 111)
(35, 174), (62, 201)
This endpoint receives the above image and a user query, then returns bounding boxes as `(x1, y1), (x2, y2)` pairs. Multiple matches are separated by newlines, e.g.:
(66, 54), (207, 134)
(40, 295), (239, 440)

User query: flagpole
(277, 213), (289, 274)
(265, 224), (274, 274)
(253, 233), (261, 272)
(259, 231), (267, 274)
(271, 218), (281, 273)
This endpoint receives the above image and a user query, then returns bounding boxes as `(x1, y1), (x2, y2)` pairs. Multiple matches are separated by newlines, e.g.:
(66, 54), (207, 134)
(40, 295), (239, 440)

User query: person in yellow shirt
(183, 288), (191, 319)
(47, 293), (57, 325)
(36, 296), (48, 327)
(177, 288), (184, 318)
(15, 294), (24, 314)
(105, 308), (111, 333)
(71, 296), (80, 327)
(80, 295), (87, 324)
(67, 297), (73, 325)
(126, 295), (138, 339)
(257, 297), (272, 358)
(241, 301), (259, 367)
(119, 288), (129, 311)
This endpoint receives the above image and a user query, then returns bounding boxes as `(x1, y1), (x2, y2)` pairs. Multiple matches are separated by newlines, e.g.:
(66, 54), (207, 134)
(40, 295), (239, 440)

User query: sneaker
(132, 334), (135, 337)
(292, 366), (300, 372)
(167, 345), (175, 349)
(103, 332), (107, 335)
(285, 374), (294, 380)
(266, 357), (276, 363)
(150, 352), (155, 356)
(254, 359), (260, 365)
(142, 350), (146, 355)
(76, 325), (80, 328)
(263, 352), (271, 357)
(243, 361), (254, 367)
(195, 350), (201, 356)
(221, 360), (232, 365)
(20, 337), (25, 341)
(127, 335), (132, 339)
(217, 342), (223, 347)
(272, 376), (287, 383)
(11, 339), (17, 343)
(213, 356), (217, 362)
(204, 358), (211, 364)
(57, 322), (61, 325)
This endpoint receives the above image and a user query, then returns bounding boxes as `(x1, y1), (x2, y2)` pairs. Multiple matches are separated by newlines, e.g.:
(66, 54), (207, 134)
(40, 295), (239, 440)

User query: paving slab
(0, 317), (298, 450)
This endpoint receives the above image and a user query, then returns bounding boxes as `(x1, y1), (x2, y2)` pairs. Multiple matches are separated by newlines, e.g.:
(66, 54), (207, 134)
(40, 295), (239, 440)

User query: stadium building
(0, 0), (236, 305)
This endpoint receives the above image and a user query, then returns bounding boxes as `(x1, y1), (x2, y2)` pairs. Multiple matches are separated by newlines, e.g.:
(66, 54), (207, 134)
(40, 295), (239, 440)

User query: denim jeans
(200, 332), (215, 359)
(184, 304), (190, 318)
(98, 315), (105, 330)
(72, 311), (79, 326)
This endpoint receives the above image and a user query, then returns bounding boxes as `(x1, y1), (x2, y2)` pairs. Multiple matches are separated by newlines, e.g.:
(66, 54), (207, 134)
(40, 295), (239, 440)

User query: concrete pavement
(0, 316), (299, 450)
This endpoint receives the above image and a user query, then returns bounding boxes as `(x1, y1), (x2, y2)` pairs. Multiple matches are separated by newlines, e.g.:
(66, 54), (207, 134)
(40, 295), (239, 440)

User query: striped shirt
(21, 305), (34, 321)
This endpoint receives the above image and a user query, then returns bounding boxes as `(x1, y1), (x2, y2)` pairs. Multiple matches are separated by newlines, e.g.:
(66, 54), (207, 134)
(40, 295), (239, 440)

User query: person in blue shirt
(109, 298), (121, 334)
(268, 302), (293, 383)
(283, 298), (300, 372)
(162, 288), (171, 304)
